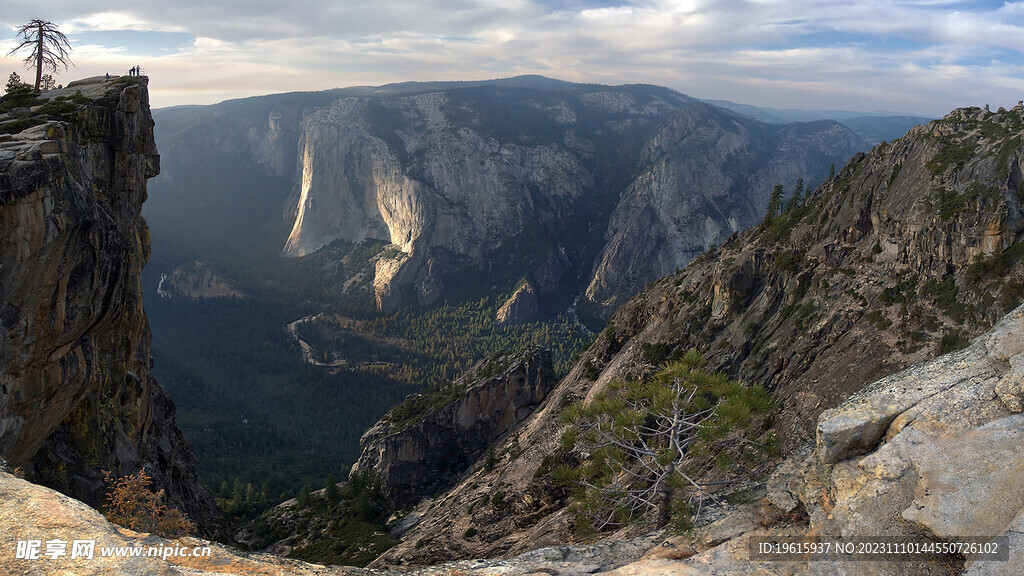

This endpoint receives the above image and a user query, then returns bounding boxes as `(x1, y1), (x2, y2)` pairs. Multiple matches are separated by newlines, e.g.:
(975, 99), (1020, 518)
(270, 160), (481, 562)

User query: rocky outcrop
(496, 283), (540, 326)
(736, 303), (1024, 575)
(0, 468), (376, 576)
(159, 261), (243, 299)
(0, 77), (218, 531)
(372, 104), (1024, 565)
(351, 348), (556, 507)
(0, 463), (673, 575)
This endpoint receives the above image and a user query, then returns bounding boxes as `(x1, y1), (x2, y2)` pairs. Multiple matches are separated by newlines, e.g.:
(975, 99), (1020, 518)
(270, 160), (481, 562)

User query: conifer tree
(555, 350), (776, 532)
(764, 184), (785, 224)
(4, 72), (28, 95)
(784, 178), (805, 213)
(259, 482), (270, 509)
(230, 478), (245, 512)
(326, 475), (340, 505)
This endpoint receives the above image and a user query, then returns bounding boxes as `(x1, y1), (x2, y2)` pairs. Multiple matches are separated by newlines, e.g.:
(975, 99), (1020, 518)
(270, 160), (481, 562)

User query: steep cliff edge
(0, 76), (218, 530)
(351, 348), (556, 508)
(372, 103), (1024, 565)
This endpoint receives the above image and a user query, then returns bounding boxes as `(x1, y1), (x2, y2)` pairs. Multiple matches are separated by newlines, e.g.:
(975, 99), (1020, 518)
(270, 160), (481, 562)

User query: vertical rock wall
(0, 77), (219, 531)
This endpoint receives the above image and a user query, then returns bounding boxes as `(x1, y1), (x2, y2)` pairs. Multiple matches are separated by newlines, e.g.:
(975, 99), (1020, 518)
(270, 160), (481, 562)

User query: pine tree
(4, 72), (28, 95)
(764, 184), (784, 224)
(555, 350), (776, 532)
(296, 482), (311, 507)
(784, 178), (805, 213)
(258, 483), (269, 510)
(230, 478), (245, 512)
(325, 475), (340, 505)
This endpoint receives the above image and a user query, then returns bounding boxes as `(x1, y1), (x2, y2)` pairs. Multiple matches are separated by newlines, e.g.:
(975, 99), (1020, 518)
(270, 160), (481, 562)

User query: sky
(1, 1), (1022, 115)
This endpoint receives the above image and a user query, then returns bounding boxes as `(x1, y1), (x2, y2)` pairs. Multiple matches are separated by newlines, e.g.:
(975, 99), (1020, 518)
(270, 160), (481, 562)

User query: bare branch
(6, 19), (74, 92)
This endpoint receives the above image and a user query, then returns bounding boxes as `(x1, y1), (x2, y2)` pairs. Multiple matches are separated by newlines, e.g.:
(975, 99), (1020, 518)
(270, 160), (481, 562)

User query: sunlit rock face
(280, 83), (863, 313)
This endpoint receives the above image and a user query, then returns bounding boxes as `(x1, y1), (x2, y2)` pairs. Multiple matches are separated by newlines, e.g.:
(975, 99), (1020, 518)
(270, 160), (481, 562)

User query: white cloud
(0, 0), (1020, 113)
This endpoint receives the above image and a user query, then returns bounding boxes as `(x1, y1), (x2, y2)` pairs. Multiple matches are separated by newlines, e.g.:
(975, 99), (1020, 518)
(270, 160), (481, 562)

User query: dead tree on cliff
(7, 19), (73, 93)
(554, 350), (777, 534)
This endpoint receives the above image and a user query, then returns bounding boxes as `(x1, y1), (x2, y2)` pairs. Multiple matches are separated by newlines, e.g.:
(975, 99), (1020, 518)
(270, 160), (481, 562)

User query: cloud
(0, 0), (1020, 114)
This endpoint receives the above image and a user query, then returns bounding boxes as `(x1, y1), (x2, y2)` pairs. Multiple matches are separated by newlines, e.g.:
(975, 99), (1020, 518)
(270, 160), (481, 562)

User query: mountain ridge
(147, 78), (866, 321)
(368, 101), (1024, 566)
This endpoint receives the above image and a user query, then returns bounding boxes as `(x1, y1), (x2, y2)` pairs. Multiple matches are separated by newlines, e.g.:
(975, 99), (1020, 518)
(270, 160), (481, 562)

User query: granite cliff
(0, 77), (218, 530)
(371, 103), (1024, 565)
(280, 84), (864, 316)
(351, 347), (556, 508)
(150, 78), (865, 319)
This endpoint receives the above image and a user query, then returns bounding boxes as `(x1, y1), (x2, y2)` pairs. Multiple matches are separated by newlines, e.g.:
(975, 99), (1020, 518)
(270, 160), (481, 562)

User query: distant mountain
(704, 98), (928, 122)
(705, 98), (934, 145)
(837, 115), (937, 145)
(149, 77), (866, 322)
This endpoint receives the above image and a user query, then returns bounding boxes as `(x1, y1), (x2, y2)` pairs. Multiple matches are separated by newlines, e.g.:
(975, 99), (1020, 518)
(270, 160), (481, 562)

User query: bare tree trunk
(657, 413), (681, 526)
(34, 23), (43, 93)
(657, 461), (674, 526)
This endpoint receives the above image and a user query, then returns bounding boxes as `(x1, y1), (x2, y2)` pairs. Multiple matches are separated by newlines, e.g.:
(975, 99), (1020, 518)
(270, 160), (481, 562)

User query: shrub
(923, 277), (968, 323)
(773, 250), (804, 272)
(939, 329), (971, 354)
(102, 470), (194, 537)
(926, 140), (976, 176)
(864, 310), (892, 330)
